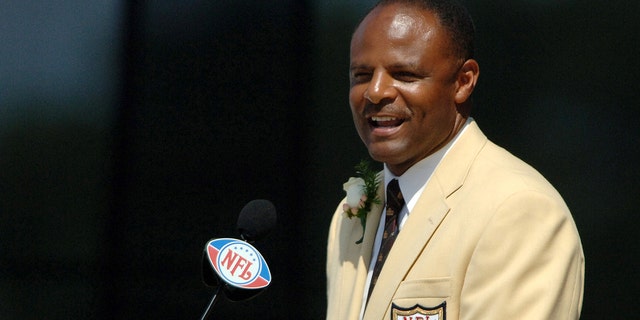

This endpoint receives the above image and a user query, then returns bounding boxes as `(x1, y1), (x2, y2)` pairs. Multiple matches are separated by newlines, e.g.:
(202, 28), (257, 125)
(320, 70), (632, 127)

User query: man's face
(349, 4), (467, 176)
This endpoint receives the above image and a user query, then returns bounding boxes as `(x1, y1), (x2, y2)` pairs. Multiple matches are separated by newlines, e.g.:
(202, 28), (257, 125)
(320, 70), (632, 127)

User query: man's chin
(366, 145), (402, 164)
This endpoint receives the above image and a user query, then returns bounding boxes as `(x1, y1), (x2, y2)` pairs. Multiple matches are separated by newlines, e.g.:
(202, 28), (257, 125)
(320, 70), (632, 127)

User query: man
(326, 1), (585, 319)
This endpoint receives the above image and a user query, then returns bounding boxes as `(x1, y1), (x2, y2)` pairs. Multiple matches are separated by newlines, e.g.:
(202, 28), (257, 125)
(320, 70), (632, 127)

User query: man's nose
(364, 71), (396, 104)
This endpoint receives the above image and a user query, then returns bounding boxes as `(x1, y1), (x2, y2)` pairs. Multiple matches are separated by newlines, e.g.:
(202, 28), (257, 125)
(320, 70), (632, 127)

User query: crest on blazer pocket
(391, 302), (445, 320)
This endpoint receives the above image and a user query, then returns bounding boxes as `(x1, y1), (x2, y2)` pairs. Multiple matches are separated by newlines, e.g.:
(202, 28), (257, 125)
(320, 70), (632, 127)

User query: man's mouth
(369, 116), (405, 128)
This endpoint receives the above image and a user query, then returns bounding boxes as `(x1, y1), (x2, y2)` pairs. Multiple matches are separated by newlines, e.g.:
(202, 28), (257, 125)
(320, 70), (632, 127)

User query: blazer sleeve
(459, 190), (584, 319)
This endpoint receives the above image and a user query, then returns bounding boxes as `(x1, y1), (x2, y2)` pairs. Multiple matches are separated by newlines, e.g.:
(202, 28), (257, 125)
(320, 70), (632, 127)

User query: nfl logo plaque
(391, 302), (445, 320)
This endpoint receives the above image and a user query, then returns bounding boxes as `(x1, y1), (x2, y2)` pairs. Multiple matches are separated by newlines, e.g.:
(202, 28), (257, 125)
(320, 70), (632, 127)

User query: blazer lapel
(363, 120), (487, 319)
(364, 181), (450, 319)
(337, 178), (386, 319)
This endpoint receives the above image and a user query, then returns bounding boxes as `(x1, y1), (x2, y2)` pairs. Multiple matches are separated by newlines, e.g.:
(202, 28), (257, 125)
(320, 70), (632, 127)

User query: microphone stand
(200, 285), (222, 320)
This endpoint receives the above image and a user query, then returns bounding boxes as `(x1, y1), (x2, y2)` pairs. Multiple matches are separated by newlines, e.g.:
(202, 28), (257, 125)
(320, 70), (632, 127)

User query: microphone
(237, 199), (277, 243)
(200, 199), (277, 320)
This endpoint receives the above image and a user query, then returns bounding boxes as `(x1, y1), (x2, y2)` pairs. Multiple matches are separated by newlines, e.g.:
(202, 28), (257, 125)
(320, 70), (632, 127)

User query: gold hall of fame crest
(391, 302), (445, 320)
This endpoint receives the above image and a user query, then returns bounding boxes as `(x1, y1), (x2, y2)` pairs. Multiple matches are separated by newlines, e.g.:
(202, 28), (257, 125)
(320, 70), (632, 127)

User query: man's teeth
(371, 116), (397, 122)
(370, 116), (403, 128)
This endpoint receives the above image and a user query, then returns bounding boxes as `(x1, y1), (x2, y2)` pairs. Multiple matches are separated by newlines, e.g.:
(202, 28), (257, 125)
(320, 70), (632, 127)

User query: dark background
(1, 0), (638, 319)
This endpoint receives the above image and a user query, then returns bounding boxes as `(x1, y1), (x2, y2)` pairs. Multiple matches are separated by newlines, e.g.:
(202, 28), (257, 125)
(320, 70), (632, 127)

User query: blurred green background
(1, 0), (638, 318)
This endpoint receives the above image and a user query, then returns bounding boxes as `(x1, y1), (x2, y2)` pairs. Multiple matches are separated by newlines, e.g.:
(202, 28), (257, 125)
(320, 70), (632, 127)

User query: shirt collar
(383, 117), (472, 213)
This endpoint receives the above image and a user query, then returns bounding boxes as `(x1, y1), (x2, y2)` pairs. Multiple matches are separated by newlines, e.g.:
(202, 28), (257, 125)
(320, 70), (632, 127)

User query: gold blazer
(326, 120), (584, 320)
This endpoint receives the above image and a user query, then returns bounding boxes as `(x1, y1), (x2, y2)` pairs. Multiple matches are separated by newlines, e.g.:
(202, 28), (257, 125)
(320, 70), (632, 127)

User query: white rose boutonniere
(342, 160), (381, 244)
(343, 177), (366, 215)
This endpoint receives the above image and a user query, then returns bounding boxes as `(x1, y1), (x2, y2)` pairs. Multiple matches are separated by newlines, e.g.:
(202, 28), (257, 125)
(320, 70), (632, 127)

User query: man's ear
(454, 59), (479, 104)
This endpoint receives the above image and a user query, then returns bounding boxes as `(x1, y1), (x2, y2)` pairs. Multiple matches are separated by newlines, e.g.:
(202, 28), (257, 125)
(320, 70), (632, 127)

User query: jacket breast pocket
(393, 277), (451, 308)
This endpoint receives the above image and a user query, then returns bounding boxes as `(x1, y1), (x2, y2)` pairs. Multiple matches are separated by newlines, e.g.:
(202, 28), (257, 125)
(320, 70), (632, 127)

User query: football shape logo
(205, 238), (271, 289)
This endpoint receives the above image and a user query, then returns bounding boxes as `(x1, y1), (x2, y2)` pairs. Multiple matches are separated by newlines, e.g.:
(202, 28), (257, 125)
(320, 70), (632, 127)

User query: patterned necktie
(367, 179), (405, 300)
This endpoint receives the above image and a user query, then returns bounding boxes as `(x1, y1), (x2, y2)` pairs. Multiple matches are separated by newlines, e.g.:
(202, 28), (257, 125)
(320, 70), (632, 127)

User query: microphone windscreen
(237, 199), (277, 242)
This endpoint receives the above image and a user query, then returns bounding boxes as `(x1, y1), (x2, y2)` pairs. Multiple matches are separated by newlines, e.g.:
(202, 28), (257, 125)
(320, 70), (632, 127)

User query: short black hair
(369, 0), (475, 61)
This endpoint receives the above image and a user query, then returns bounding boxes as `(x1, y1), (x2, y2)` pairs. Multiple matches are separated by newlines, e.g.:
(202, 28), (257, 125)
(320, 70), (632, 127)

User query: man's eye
(393, 71), (420, 82)
(351, 72), (372, 83)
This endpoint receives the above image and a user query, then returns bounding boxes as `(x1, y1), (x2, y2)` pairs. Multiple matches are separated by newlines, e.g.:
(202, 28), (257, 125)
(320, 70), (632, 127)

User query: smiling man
(326, 1), (584, 319)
